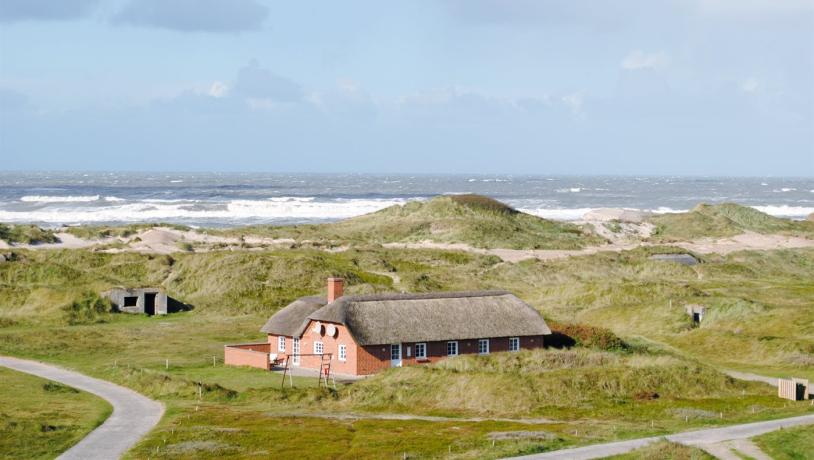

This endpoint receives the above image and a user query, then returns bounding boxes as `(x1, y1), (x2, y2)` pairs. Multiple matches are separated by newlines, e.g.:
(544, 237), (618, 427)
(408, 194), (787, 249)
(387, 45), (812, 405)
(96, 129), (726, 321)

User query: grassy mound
(0, 224), (58, 245)
(224, 195), (604, 250)
(648, 203), (814, 241)
(342, 348), (751, 418)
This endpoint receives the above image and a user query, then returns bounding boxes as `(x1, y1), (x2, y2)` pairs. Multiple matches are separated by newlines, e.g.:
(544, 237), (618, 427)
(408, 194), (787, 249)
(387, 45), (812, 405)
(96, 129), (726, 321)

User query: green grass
(1, 244), (813, 457)
(606, 440), (713, 459)
(211, 195), (605, 250)
(0, 223), (58, 245)
(648, 203), (814, 242)
(0, 367), (112, 460)
(63, 223), (191, 240)
(753, 424), (814, 460)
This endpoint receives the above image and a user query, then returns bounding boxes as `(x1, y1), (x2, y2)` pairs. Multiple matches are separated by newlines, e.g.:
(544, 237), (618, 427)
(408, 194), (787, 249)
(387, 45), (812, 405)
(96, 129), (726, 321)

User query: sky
(0, 0), (813, 175)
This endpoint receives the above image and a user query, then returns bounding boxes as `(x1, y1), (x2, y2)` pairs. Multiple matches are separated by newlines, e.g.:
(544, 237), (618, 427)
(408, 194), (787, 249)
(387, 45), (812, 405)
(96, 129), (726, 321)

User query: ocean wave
(0, 198), (411, 223)
(20, 195), (101, 203)
(752, 205), (814, 218)
(517, 207), (595, 220)
(555, 188), (582, 193)
(2, 198), (812, 225)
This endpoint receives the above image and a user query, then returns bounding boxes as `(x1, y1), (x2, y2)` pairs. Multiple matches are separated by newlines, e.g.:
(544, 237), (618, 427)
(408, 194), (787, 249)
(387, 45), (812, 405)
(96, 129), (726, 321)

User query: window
(446, 341), (458, 356)
(478, 339), (490, 355)
(314, 341), (324, 355)
(338, 344), (347, 361)
(509, 337), (520, 352)
(415, 343), (427, 360)
(123, 296), (138, 307)
(390, 344), (401, 360)
(278, 336), (286, 352)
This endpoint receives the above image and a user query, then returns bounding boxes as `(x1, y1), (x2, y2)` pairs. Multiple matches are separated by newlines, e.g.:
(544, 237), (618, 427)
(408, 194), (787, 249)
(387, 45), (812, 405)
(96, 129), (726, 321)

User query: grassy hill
(648, 203), (814, 242)
(221, 194), (605, 250)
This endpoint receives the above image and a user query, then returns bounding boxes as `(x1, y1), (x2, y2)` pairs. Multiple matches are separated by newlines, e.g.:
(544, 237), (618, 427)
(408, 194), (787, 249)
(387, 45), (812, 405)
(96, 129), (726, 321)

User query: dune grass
(63, 223), (191, 240)
(648, 203), (814, 242)
(211, 195), (605, 250)
(0, 367), (112, 460)
(753, 424), (814, 460)
(0, 223), (58, 245)
(1, 244), (813, 457)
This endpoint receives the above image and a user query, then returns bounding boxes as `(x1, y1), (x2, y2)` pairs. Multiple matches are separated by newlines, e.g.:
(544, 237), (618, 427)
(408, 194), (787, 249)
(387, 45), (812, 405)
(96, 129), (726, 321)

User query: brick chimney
(327, 277), (344, 303)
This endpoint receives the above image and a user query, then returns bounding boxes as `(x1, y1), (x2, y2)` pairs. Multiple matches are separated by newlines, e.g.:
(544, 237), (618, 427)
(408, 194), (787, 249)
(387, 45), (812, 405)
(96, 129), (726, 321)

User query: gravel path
(0, 356), (164, 460)
(506, 414), (814, 459)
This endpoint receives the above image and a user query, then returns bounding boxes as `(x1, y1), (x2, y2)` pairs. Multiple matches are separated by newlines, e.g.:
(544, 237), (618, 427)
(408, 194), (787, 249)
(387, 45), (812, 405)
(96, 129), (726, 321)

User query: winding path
(0, 356), (164, 460)
(507, 414), (814, 459)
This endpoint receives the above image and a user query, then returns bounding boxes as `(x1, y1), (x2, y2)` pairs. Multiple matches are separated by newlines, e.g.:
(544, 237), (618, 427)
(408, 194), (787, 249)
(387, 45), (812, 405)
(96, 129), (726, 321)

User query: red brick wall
(277, 321), (361, 376)
(381, 335), (546, 369)
(267, 328), (547, 376)
(267, 334), (290, 361)
(224, 344), (270, 370)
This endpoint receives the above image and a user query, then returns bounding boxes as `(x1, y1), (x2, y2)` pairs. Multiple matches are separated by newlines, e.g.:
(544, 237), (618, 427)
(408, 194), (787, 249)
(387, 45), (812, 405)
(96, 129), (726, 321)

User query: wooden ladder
(319, 354), (336, 390)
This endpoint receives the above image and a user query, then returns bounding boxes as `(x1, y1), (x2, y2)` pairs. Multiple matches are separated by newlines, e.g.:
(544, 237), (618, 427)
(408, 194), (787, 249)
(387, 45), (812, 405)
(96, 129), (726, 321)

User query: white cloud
(621, 50), (670, 70)
(740, 77), (759, 93)
(561, 92), (584, 115)
(207, 81), (229, 98)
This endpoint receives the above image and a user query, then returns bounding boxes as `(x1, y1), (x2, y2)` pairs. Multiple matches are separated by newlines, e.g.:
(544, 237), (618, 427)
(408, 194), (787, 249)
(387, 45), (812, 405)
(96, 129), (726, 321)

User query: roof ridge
(334, 290), (512, 304)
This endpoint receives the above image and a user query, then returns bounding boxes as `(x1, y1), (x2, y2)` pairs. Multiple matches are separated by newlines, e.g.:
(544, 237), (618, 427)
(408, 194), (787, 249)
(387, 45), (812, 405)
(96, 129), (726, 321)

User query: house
(103, 288), (189, 316)
(225, 277), (551, 376)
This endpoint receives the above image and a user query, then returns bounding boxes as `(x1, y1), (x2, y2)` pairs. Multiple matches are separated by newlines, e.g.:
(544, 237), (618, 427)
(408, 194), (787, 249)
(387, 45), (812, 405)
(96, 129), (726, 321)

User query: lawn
(754, 424), (814, 460)
(0, 367), (112, 460)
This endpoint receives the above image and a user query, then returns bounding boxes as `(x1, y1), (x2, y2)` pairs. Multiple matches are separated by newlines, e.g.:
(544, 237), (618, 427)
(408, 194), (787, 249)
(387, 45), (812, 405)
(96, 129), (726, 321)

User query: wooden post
(213, 356), (216, 367)
(165, 359), (169, 369)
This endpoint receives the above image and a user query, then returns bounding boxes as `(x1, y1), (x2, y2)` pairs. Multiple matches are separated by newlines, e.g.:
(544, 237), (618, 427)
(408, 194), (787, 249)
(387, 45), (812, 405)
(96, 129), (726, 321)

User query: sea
(0, 172), (812, 227)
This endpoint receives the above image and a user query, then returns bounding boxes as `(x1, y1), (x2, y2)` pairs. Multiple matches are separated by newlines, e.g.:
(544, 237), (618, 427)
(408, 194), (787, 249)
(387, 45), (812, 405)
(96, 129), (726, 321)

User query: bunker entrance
(144, 293), (156, 316)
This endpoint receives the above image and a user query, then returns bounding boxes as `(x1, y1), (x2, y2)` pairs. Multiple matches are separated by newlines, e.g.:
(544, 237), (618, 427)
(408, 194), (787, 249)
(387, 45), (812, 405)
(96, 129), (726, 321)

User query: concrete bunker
(649, 253), (699, 266)
(103, 288), (190, 316)
(685, 304), (706, 324)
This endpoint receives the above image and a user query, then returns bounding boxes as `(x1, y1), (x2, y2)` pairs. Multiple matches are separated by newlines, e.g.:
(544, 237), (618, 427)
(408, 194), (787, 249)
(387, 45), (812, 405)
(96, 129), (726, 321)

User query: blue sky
(0, 0), (812, 175)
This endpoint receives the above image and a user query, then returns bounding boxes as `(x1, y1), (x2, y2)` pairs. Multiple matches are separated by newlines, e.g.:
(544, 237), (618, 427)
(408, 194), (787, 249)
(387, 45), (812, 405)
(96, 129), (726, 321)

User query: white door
(390, 343), (402, 367)
(292, 338), (300, 366)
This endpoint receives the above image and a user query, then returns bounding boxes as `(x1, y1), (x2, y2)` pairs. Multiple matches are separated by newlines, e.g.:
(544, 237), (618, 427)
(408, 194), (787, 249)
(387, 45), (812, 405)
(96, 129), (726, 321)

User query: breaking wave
(0, 197), (410, 224)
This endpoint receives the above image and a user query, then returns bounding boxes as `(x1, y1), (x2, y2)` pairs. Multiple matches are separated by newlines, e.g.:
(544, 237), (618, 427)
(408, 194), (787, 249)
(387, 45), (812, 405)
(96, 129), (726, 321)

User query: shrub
(548, 321), (628, 351)
(63, 292), (112, 325)
(0, 224), (58, 245)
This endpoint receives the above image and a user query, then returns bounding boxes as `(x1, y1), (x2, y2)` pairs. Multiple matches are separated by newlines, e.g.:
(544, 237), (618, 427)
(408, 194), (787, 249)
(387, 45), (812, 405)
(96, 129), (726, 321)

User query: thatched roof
(260, 296), (326, 336)
(295, 291), (551, 346)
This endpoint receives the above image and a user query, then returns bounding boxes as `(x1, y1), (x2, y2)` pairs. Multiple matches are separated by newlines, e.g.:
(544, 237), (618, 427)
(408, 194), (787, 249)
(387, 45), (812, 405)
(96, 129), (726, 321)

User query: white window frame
(314, 341), (324, 355)
(509, 337), (520, 352)
(447, 341), (458, 356)
(478, 338), (490, 355)
(415, 342), (427, 360)
(338, 344), (347, 361)
(278, 336), (286, 352)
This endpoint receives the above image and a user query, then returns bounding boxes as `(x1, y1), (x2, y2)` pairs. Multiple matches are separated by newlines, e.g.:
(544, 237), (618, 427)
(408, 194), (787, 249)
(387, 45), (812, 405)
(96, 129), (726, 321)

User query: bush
(0, 224), (58, 245)
(63, 292), (112, 325)
(548, 321), (628, 351)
